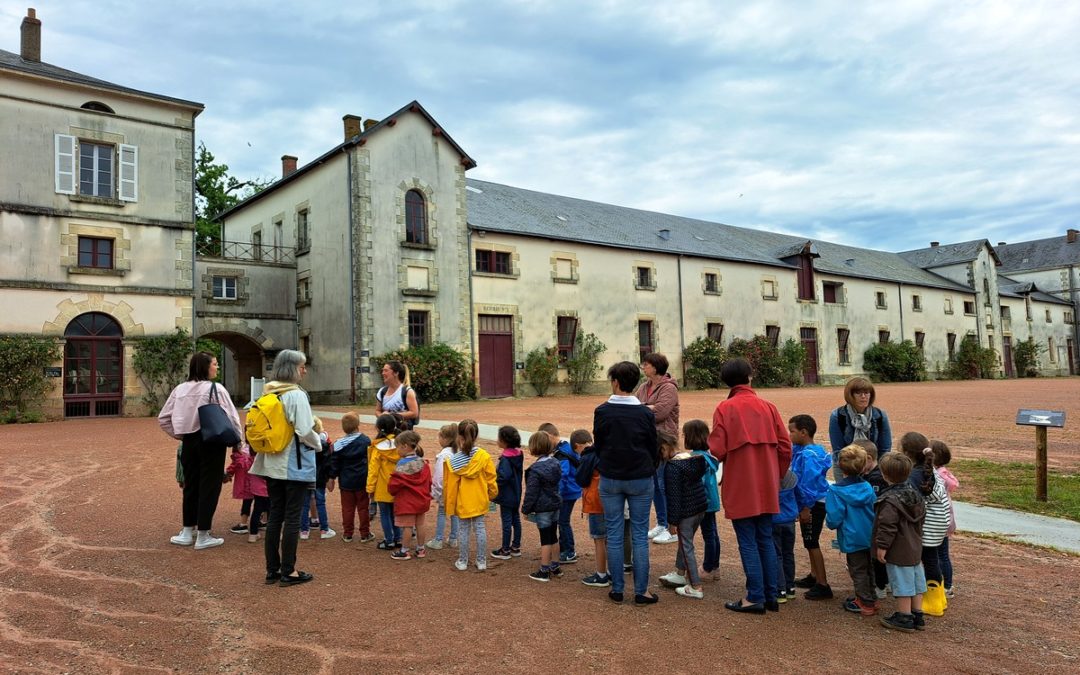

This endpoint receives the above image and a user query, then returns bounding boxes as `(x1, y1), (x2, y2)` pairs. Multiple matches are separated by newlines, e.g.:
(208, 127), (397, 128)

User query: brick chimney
(21, 8), (41, 62)
(364, 119), (378, 130)
(930, 241), (939, 247)
(281, 155), (297, 177)
(343, 114), (362, 140)
(1068, 229), (1078, 244)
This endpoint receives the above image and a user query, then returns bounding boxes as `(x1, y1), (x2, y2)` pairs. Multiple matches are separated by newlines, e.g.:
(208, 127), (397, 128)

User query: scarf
(846, 404), (874, 440)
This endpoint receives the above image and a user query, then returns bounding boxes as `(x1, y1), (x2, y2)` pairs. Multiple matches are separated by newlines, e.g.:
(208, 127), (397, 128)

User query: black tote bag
(199, 383), (241, 447)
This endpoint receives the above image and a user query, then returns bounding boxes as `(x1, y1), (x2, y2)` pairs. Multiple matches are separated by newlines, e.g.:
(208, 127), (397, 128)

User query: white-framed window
(212, 276), (237, 300)
(55, 134), (137, 201)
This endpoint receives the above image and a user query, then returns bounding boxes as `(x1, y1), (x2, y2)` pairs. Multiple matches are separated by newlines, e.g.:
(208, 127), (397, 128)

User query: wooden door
(478, 315), (514, 398)
(800, 327), (819, 385)
(1002, 336), (1015, 378)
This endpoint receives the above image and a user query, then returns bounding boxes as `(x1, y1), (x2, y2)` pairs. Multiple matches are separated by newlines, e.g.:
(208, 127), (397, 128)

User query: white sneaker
(425, 539), (444, 550)
(648, 525), (666, 539)
(194, 531), (224, 550)
(320, 528), (337, 540)
(476, 561), (487, 571)
(454, 560), (468, 571)
(660, 571), (687, 587)
(875, 586), (888, 600)
(652, 531), (679, 545)
(170, 527), (195, 546)
(676, 585), (704, 599)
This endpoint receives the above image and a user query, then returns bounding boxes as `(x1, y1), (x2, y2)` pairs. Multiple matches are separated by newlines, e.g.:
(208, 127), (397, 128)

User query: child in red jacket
(387, 430), (433, 560)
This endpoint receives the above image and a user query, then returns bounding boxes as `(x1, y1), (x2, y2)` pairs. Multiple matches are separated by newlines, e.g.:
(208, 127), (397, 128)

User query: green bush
(944, 335), (998, 379)
(682, 337), (727, 389)
(1013, 337), (1044, 377)
(374, 343), (475, 402)
(523, 346), (559, 396)
(863, 340), (927, 382)
(777, 338), (809, 387)
(0, 335), (60, 420)
(133, 328), (195, 414)
(566, 331), (606, 394)
(727, 335), (783, 387)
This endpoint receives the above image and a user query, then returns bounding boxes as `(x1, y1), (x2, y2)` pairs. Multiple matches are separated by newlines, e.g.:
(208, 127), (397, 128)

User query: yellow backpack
(245, 392), (294, 454)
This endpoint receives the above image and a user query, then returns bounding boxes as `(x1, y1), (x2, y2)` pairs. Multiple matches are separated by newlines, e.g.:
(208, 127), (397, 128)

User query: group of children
(218, 408), (959, 632)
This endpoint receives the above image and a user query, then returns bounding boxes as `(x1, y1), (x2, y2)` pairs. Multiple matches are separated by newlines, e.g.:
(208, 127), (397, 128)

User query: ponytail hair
(918, 447), (936, 495)
(396, 430), (423, 457)
(438, 422), (459, 448)
(899, 431), (934, 495)
(457, 419), (479, 455)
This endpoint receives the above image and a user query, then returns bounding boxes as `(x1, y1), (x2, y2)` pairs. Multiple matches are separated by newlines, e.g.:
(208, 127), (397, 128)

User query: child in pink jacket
(225, 444), (269, 543)
(931, 440), (959, 597)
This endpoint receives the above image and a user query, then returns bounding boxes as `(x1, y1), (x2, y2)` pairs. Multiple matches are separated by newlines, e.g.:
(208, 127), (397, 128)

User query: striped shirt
(921, 478), (952, 546)
(449, 447), (476, 472)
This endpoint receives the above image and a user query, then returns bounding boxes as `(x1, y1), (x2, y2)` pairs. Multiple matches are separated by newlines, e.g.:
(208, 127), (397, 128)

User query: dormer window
(80, 101), (115, 114)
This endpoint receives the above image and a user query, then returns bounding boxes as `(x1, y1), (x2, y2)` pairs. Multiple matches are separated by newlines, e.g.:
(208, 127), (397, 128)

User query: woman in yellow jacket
(368, 414), (404, 549)
(444, 419), (498, 571)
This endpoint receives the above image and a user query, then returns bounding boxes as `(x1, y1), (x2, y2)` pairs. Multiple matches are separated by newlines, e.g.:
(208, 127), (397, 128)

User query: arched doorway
(199, 331), (266, 404)
(64, 312), (123, 417)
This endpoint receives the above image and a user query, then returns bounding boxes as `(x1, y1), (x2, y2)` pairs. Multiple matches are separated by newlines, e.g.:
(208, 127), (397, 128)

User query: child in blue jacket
(491, 425), (524, 560)
(540, 422), (581, 564)
(789, 414), (834, 600)
(684, 420), (721, 578)
(826, 444), (878, 616)
(773, 469), (799, 601)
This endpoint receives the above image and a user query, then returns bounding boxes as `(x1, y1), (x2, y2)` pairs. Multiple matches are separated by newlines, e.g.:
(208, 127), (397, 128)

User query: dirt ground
(1, 378), (1079, 674)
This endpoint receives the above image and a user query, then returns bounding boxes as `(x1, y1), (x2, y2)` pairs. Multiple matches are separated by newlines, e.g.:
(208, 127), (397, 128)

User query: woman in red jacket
(387, 431), (433, 560)
(708, 358), (792, 615)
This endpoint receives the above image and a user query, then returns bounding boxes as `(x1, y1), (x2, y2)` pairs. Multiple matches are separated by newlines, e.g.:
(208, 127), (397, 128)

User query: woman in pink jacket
(158, 352), (242, 550)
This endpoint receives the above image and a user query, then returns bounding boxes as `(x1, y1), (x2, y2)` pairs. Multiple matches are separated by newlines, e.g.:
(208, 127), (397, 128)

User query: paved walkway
(314, 409), (1080, 554)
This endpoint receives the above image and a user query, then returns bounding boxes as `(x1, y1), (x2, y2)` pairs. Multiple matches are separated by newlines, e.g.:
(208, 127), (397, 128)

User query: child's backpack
(245, 392), (294, 453)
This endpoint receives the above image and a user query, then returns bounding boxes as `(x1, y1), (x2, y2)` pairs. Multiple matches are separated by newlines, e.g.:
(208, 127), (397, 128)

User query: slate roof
(897, 239), (999, 268)
(0, 48), (203, 110)
(995, 233), (1080, 273)
(465, 178), (974, 293)
(998, 275), (1071, 306)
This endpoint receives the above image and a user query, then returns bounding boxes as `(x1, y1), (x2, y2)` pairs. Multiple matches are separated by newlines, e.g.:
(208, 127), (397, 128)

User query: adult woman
(250, 350), (323, 586)
(635, 352), (680, 545)
(159, 352), (242, 550)
(375, 360), (420, 429)
(828, 377), (892, 479)
(593, 361), (660, 605)
(707, 358), (792, 614)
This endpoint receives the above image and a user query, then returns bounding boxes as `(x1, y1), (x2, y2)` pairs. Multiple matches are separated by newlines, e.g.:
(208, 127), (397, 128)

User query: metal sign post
(1015, 409), (1066, 502)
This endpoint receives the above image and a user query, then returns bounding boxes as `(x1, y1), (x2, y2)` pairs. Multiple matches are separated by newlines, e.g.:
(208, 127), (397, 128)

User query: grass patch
(952, 459), (1080, 522)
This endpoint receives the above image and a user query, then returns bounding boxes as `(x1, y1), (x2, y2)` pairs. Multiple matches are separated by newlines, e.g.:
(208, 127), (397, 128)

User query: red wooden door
(1002, 336), (1015, 378)
(478, 315), (514, 398)
(800, 327), (819, 385)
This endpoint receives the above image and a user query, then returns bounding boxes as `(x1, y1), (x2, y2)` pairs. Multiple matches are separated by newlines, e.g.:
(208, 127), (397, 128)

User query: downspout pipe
(897, 282), (904, 341)
(346, 149), (357, 403)
(467, 227), (477, 392)
(677, 255), (686, 384)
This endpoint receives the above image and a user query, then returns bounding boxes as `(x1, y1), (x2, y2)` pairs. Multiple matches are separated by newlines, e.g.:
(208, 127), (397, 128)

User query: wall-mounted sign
(360, 350), (370, 358)
(44, 367), (62, 377)
(515, 362), (525, 370)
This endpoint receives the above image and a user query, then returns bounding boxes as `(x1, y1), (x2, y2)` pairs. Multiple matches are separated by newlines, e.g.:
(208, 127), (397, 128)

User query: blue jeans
(700, 511), (721, 572)
(732, 514), (779, 604)
(600, 476), (653, 596)
(377, 501), (401, 544)
(500, 505), (522, 550)
(435, 503), (460, 542)
(652, 465), (668, 528)
(938, 536), (953, 588)
(772, 522), (796, 592)
(558, 499), (577, 555)
(300, 488), (328, 532)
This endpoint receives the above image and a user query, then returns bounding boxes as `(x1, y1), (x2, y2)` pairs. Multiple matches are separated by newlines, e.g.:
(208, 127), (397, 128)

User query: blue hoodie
(825, 476), (876, 553)
(555, 440), (582, 501)
(774, 470), (799, 524)
(790, 443), (831, 510)
(691, 449), (720, 513)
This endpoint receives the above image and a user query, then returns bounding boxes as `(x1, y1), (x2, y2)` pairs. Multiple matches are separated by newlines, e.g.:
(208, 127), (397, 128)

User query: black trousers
(922, 542), (944, 583)
(180, 432), (227, 530)
(264, 478), (309, 577)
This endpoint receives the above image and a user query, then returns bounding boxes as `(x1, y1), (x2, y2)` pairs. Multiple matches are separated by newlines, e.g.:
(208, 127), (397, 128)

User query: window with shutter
(118, 144), (138, 201)
(557, 316), (578, 363)
(55, 134), (76, 194)
(837, 328), (850, 364)
(766, 325), (780, 348)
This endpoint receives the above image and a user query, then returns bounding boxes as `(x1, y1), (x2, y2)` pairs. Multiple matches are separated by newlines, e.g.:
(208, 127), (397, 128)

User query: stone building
(0, 10), (202, 417)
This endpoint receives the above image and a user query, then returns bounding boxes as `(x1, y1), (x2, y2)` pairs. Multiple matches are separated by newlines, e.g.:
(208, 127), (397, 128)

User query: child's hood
(500, 447), (524, 459)
(395, 455), (426, 475)
(831, 476), (876, 506)
(878, 482), (923, 521)
(374, 437), (397, 454)
(452, 448), (490, 476)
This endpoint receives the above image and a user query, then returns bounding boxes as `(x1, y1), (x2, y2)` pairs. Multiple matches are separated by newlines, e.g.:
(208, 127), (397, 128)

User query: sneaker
(879, 612), (915, 633)
(341, 535), (353, 543)
(777, 590), (788, 604)
(787, 587), (796, 598)
(476, 561), (487, 571)
(582, 572), (612, 587)
(875, 586), (888, 600)
(945, 585), (955, 599)
(448, 538), (459, 548)
(530, 569), (551, 582)
(843, 598), (862, 613)
(299, 531), (310, 540)
(549, 565), (563, 578)
(652, 531), (678, 545)
(676, 585), (704, 600)
(320, 528), (337, 540)
(804, 583), (833, 600)
(559, 552), (579, 564)
(358, 534), (376, 544)
(912, 610), (927, 631)
(857, 598), (878, 616)
(229, 523), (248, 535)
(454, 560), (468, 571)
(170, 527), (195, 546)
(390, 549), (412, 560)
(510, 547), (522, 557)
(490, 549), (513, 560)
(793, 574), (816, 589)
(647, 525), (666, 538)
(247, 533), (259, 544)
(415, 547), (426, 559)
(659, 571), (688, 588)
(310, 520), (320, 529)
(425, 539), (444, 550)
(194, 532), (224, 550)
(623, 563), (634, 574)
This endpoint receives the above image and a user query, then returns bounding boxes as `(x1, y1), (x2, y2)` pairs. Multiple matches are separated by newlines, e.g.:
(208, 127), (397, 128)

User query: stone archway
(199, 330), (269, 405)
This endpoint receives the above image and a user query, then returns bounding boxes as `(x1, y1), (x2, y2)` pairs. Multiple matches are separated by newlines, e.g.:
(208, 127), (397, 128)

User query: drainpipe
(1071, 265), (1079, 373)
(676, 255), (686, 384)
(466, 228), (478, 391)
(346, 149), (357, 403)
(896, 282), (904, 341)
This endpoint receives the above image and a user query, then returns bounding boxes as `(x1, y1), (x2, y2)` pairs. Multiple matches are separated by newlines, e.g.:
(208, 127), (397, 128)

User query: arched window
(80, 101), (115, 114)
(405, 189), (428, 245)
(63, 312), (123, 417)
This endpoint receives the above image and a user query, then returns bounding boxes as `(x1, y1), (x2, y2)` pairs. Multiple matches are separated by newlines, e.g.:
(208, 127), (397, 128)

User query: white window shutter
(119, 144), (138, 202)
(55, 134), (76, 194)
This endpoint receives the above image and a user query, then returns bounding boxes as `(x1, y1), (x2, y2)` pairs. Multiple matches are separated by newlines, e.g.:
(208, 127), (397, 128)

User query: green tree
(0, 335), (61, 421)
(566, 332), (606, 394)
(1012, 337), (1044, 377)
(944, 335), (998, 380)
(195, 143), (272, 254)
(133, 328), (195, 414)
(777, 338), (809, 387)
(373, 343), (475, 402)
(863, 340), (927, 382)
(523, 346), (559, 396)
(682, 337), (727, 389)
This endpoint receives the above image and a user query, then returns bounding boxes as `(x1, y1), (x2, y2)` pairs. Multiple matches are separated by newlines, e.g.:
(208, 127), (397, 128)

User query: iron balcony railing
(196, 239), (295, 264)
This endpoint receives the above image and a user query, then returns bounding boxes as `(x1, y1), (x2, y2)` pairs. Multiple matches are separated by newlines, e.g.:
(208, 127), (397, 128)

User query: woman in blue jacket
(828, 377), (892, 480)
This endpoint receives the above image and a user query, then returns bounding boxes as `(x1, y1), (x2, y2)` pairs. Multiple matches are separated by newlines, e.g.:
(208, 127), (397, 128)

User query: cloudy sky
(4, 0), (1078, 251)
